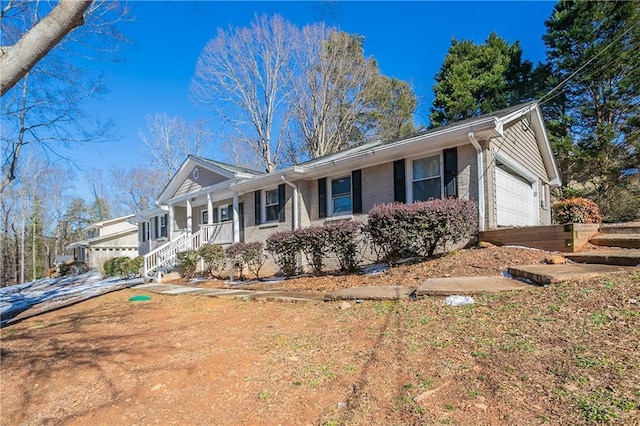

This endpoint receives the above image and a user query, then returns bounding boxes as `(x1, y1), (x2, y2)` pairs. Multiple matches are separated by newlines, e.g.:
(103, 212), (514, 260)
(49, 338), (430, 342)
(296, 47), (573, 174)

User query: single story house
(137, 102), (560, 278)
(66, 214), (139, 272)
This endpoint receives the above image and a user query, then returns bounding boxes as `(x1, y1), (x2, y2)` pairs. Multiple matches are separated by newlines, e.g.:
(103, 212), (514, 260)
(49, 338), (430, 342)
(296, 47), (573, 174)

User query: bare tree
(138, 113), (210, 181)
(191, 14), (296, 173)
(111, 166), (164, 214)
(0, 0), (127, 193)
(0, 0), (91, 96)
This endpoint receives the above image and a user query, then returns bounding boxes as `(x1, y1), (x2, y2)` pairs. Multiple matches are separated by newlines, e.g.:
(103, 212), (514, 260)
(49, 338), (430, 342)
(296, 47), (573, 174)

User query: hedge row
(177, 242), (265, 280)
(366, 199), (478, 262)
(103, 256), (143, 278)
(266, 198), (478, 276)
(265, 220), (361, 277)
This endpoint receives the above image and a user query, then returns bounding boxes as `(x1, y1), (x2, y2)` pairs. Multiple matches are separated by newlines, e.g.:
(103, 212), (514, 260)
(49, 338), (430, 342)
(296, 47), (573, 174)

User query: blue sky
(61, 0), (556, 196)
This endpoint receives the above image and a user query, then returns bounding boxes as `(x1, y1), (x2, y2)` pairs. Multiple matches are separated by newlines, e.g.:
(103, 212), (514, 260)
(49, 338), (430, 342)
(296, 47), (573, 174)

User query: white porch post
(232, 191), (240, 243)
(207, 193), (213, 224)
(168, 204), (174, 241)
(186, 199), (193, 243)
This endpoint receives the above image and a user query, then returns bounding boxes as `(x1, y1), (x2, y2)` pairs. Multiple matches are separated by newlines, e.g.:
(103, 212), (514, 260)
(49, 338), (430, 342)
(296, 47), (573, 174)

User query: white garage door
(496, 167), (535, 227)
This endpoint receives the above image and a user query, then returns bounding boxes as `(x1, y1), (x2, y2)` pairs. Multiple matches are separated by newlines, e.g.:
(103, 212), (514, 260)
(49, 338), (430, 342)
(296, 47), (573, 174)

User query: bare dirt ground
(2, 246), (639, 425)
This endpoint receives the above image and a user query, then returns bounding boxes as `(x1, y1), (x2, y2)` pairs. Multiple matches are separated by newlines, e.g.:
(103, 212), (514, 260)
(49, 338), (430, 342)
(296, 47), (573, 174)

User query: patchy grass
(1, 272), (639, 425)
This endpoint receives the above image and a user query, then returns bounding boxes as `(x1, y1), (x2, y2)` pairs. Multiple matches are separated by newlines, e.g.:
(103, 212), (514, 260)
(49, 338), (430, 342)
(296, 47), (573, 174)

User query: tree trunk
(0, 0), (92, 96)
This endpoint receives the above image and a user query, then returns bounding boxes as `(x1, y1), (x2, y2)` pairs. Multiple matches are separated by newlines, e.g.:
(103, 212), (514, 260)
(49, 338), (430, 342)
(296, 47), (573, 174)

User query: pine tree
(541, 0), (640, 219)
(429, 32), (534, 127)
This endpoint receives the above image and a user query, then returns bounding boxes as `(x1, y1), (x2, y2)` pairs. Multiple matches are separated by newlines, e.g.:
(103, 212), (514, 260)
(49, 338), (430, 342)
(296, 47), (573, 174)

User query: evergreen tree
(429, 32), (534, 127)
(541, 0), (640, 219)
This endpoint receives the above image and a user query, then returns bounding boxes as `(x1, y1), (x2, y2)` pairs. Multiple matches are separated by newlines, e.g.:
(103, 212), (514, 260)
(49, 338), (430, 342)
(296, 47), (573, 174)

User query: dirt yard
(2, 246), (639, 425)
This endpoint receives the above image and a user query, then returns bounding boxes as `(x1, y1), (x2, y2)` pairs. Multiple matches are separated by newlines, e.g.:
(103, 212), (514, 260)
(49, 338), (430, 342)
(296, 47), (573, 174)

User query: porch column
(168, 204), (174, 241)
(186, 199), (193, 240)
(232, 191), (240, 243)
(207, 193), (213, 224)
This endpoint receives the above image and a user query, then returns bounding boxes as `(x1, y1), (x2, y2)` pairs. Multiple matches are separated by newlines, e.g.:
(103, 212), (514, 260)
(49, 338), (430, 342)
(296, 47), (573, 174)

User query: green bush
(366, 199), (478, 262)
(198, 244), (226, 277)
(176, 250), (199, 278)
(552, 197), (602, 224)
(103, 256), (143, 278)
(266, 230), (300, 277)
(225, 242), (265, 280)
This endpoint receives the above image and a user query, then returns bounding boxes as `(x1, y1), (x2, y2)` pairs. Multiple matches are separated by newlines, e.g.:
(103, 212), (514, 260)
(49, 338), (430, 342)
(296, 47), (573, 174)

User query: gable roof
(232, 101), (560, 191)
(83, 214), (136, 232)
(157, 155), (263, 204)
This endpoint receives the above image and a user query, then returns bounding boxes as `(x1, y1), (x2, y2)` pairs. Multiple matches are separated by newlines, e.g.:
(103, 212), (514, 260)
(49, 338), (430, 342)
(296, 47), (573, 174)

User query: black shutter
(443, 147), (458, 198)
(393, 159), (406, 203)
(254, 190), (261, 225)
(212, 208), (219, 224)
(352, 169), (362, 214)
(318, 178), (327, 218)
(278, 183), (286, 222)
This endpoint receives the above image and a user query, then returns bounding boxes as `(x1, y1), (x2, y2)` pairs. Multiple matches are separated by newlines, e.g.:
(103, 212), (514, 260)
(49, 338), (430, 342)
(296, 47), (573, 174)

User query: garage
(495, 166), (536, 227)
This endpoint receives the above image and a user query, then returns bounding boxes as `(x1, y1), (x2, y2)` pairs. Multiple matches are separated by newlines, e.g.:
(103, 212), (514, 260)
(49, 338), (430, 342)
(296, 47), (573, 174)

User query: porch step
(565, 250), (640, 267)
(589, 234), (640, 249)
(507, 264), (638, 286)
(598, 224), (640, 235)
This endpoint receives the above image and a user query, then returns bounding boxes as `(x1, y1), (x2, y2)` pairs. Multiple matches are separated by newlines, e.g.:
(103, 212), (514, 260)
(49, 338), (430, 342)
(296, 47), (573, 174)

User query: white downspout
(281, 176), (298, 230)
(468, 131), (486, 232)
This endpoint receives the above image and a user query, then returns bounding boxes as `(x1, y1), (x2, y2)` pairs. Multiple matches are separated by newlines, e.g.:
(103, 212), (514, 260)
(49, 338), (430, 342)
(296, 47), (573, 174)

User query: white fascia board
(85, 228), (138, 246)
(528, 105), (562, 188)
(158, 156), (239, 204)
(497, 102), (538, 127)
(300, 119), (500, 178)
(66, 240), (88, 249)
(165, 179), (239, 205)
(230, 167), (305, 192)
(129, 207), (168, 223)
(82, 214), (136, 232)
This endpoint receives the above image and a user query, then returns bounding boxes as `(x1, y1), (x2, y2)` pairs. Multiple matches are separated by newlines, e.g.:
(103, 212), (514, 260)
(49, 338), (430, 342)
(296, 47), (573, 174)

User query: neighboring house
(66, 214), (139, 272)
(138, 102), (560, 279)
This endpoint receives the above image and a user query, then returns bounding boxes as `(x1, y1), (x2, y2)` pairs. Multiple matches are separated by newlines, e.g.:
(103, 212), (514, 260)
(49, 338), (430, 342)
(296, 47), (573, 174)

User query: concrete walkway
(133, 262), (639, 302)
(133, 283), (325, 302)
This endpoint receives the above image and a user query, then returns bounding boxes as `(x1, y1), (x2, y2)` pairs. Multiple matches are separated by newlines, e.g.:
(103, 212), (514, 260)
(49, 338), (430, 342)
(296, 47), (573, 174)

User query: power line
(537, 21), (639, 105)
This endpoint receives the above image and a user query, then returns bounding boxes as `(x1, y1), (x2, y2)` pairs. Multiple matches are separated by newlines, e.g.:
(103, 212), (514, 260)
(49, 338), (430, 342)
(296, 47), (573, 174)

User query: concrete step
(507, 264), (638, 286)
(415, 276), (535, 296)
(565, 250), (640, 266)
(599, 224), (640, 234)
(590, 234), (640, 249)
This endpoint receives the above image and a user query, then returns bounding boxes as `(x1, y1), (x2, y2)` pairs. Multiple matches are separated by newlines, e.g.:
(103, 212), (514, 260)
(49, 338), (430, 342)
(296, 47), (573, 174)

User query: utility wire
(537, 21), (638, 105)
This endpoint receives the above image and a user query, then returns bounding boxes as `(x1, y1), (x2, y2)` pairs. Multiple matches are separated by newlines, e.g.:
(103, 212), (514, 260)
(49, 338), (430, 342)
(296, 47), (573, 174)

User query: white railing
(142, 223), (234, 278)
(201, 222), (233, 245)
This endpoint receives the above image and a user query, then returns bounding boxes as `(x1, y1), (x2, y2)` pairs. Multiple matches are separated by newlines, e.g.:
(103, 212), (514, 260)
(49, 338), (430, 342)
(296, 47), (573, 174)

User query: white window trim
(406, 153), (444, 204)
(328, 174), (353, 217)
(219, 205), (231, 222)
(262, 187), (280, 223)
(201, 210), (208, 225)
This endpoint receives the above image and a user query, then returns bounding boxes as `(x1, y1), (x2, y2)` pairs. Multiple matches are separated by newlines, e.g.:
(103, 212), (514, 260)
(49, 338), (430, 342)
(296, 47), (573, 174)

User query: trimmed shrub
(103, 256), (143, 278)
(553, 197), (602, 224)
(226, 242), (265, 280)
(198, 244), (226, 277)
(176, 249), (199, 278)
(296, 226), (328, 275)
(266, 230), (300, 277)
(324, 220), (362, 273)
(367, 199), (478, 262)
